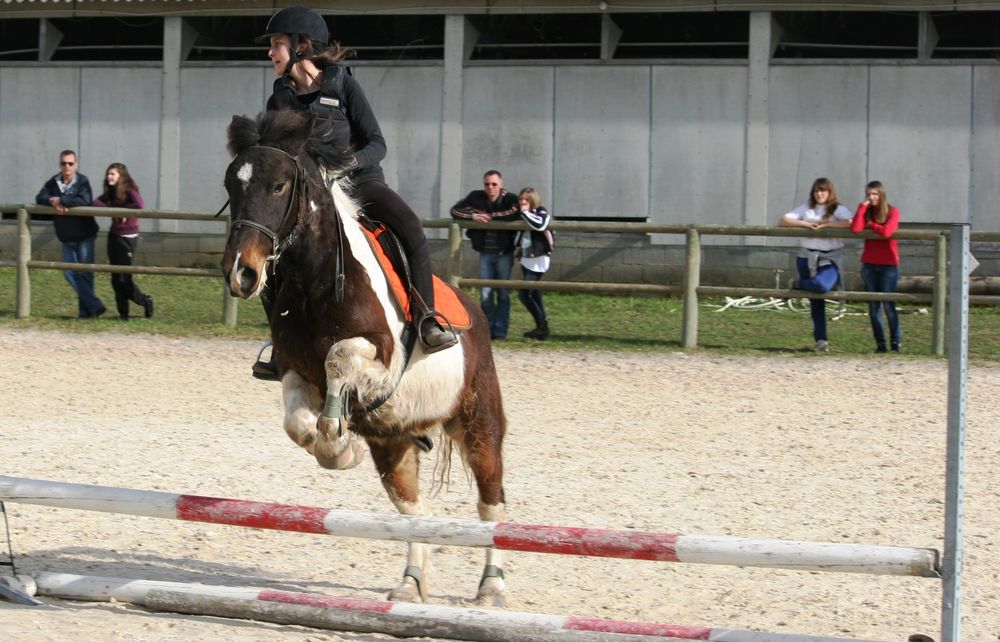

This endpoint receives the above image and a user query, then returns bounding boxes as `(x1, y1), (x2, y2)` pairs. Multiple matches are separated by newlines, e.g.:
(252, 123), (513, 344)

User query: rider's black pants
(351, 179), (435, 314)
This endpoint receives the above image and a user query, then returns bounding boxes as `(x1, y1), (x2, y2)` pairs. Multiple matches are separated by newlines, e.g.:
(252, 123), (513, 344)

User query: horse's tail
(428, 430), (473, 498)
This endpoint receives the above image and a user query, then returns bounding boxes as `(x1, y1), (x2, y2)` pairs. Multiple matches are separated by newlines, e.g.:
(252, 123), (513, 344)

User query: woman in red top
(851, 180), (901, 353)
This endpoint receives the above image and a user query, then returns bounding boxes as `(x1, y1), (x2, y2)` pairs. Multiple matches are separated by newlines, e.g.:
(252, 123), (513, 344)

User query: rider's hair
(299, 37), (356, 68)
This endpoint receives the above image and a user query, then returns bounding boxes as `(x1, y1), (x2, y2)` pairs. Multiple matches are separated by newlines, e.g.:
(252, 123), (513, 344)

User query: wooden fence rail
(5, 204), (1000, 354)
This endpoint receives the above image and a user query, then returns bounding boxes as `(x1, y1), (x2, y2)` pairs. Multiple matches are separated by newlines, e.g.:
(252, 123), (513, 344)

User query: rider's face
(267, 34), (293, 76)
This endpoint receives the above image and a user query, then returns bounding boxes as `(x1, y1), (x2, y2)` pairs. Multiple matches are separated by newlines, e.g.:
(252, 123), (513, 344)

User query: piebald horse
(220, 110), (507, 606)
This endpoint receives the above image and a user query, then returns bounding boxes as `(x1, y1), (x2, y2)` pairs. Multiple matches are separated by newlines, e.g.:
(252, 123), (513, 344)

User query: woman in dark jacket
(251, 6), (456, 379)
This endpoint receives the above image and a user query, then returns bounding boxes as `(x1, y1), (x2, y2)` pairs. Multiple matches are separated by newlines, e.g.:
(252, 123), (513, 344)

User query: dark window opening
(773, 11), (918, 59)
(48, 17), (163, 62)
(0, 19), (40, 61)
(186, 14), (444, 62)
(932, 11), (1000, 59)
(468, 14), (601, 60)
(612, 12), (749, 59)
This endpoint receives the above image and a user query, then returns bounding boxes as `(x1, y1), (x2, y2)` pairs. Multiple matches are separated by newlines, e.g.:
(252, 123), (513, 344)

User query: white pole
(0, 475), (939, 577)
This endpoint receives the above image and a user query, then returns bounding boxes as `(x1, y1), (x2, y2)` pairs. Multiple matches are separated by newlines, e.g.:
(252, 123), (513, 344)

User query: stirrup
(417, 312), (458, 354)
(251, 340), (279, 381)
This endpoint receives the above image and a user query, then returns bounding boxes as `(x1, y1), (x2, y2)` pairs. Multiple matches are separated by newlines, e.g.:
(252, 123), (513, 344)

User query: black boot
(116, 294), (129, 321)
(142, 295), (154, 319)
(418, 314), (458, 354)
(524, 322), (549, 340)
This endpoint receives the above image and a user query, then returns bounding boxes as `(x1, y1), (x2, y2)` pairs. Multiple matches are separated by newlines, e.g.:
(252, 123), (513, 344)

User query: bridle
(225, 144), (345, 302)
(228, 145), (304, 265)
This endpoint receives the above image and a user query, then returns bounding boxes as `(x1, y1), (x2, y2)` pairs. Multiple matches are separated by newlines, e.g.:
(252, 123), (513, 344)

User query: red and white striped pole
(29, 572), (875, 642)
(0, 475), (939, 577)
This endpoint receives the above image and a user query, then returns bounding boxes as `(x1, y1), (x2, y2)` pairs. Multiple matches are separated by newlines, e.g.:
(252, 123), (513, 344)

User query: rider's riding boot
(251, 340), (280, 381)
(418, 314), (458, 354)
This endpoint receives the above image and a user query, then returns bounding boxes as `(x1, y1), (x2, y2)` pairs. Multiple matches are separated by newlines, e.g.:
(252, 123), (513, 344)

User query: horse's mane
(227, 109), (362, 222)
(227, 110), (313, 157)
(228, 110), (355, 173)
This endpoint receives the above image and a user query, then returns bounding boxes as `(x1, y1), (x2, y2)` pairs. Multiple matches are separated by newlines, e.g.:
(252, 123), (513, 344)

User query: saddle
(357, 216), (471, 332)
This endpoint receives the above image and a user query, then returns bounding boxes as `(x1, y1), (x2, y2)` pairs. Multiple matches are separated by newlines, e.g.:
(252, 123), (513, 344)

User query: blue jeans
(478, 252), (514, 338)
(795, 257), (839, 341)
(861, 263), (901, 348)
(61, 236), (105, 317)
(518, 267), (547, 328)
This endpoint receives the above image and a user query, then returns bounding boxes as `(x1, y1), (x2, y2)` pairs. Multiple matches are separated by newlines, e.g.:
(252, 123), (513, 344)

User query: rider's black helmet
(255, 5), (330, 47)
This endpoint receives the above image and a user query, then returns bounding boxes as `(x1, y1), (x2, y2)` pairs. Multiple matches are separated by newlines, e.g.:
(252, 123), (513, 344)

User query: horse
(220, 109), (508, 606)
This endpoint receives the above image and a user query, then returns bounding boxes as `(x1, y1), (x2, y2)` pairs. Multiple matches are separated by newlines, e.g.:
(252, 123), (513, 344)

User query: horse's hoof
(388, 578), (424, 603)
(388, 565), (426, 603)
(314, 441), (365, 470)
(475, 577), (506, 608)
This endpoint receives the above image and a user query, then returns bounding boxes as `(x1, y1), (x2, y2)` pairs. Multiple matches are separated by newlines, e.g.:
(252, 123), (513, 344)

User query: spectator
(450, 170), (520, 340)
(851, 180), (902, 353)
(94, 162), (154, 321)
(250, 5), (456, 380)
(777, 177), (853, 352)
(515, 187), (553, 340)
(35, 150), (106, 319)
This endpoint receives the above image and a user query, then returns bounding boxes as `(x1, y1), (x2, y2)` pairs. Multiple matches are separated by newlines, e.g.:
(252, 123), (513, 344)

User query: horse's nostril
(239, 268), (258, 294)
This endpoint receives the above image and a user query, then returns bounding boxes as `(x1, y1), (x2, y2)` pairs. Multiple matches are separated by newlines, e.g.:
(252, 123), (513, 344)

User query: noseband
(229, 145), (305, 266)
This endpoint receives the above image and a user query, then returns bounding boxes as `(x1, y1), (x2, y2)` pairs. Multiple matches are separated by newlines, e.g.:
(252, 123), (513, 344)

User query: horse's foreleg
(369, 439), (431, 603)
(313, 339), (378, 470)
(281, 372), (322, 452)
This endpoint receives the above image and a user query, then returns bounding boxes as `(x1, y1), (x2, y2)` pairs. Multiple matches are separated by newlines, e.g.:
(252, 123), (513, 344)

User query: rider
(251, 5), (457, 380)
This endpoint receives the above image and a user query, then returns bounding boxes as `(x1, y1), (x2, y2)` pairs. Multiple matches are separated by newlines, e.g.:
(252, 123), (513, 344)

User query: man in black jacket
(450, 170), (520, 340)
(35, 150), (106, 318)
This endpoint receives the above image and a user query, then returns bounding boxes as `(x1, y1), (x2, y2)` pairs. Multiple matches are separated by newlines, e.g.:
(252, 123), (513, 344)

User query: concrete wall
(3, 61), (995, 231)
(2, 58), (998, 285)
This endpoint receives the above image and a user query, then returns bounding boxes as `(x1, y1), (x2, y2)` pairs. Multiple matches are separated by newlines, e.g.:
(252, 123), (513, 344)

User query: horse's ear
(227, 114), (259, 156)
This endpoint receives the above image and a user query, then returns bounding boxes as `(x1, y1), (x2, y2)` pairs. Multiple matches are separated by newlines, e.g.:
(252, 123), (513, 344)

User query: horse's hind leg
(445, 399), (507, 607)
(368, 437), (432, 603)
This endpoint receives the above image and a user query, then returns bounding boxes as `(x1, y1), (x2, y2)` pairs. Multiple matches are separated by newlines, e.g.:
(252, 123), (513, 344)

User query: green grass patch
(2, 266), (998, 362)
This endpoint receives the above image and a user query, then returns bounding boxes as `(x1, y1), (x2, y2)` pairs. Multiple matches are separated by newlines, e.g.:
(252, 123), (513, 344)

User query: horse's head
(221, 110), (316, 299)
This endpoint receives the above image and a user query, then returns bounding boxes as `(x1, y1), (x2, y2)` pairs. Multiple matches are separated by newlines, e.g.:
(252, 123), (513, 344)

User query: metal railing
(426, 219), (1000, 355)
(5, 205), (237, 324)
(6, 204), (1000, 355)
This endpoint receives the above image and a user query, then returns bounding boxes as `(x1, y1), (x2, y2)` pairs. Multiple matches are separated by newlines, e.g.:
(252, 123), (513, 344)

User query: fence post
(932, 233), (947, 355)
(16, 208), (31, 318)
(447, 222), (462, 288)
(681, 228), (701, 348)
(222, 290), (238, 326)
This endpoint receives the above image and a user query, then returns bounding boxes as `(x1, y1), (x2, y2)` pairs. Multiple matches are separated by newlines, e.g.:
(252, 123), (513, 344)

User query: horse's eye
(272, 183), (284, 194)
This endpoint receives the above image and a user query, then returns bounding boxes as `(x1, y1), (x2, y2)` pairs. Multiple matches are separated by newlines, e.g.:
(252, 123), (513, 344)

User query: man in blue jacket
(35, 150), (106, 318)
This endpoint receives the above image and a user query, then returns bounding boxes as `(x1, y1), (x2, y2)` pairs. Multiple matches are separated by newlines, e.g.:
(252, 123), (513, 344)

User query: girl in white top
(515, 187), (553, 340)
(777, 177), (853, 352)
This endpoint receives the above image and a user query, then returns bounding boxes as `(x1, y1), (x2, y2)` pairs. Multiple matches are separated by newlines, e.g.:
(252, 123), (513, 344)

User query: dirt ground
(0, 329), (997, 641)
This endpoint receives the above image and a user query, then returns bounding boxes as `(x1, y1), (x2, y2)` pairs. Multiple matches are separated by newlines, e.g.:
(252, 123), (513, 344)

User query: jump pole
(0, 475), (939, 577)
(29, 572), (877, 642)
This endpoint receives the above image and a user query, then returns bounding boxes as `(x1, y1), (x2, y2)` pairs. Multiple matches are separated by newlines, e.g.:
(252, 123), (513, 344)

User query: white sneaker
(813, 340), (829, 353)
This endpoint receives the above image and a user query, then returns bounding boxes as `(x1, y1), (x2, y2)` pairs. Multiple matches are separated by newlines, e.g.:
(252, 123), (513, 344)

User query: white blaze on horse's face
(237, 162), (253, 188)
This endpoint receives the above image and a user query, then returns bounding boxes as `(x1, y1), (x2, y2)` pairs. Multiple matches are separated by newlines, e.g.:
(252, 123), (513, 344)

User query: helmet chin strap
(281, 33), (302, 79)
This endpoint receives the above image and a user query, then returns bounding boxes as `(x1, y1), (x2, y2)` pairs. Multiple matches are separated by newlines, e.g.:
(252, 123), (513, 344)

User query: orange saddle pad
(361, 224), (471, 331)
